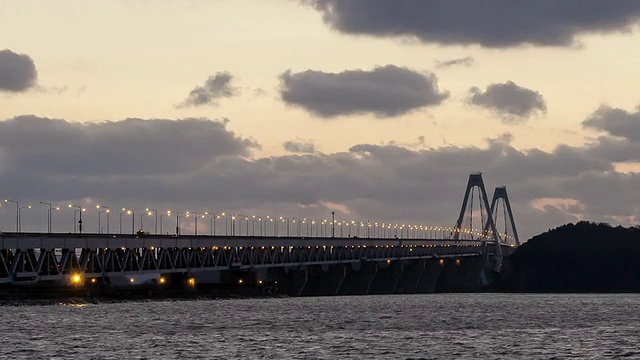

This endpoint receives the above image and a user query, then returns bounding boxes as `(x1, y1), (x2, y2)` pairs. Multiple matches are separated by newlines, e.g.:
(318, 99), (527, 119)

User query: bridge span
(0, 173), (519, 297)
(0, 233), (513, 296)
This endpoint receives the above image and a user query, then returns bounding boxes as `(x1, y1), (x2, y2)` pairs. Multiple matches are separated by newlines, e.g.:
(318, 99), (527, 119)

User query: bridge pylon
(453, 173), (501, 242)
(484, 186), (520, 247)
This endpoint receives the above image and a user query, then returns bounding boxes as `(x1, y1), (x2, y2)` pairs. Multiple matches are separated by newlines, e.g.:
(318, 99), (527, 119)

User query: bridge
(0, 173), (519, 297)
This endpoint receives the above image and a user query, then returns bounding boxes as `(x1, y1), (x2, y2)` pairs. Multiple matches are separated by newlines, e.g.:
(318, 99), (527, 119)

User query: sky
(2, 0), (640, 241)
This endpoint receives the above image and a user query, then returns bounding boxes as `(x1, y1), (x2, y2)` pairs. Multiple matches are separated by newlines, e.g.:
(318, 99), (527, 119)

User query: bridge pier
(459, 253), (488, 291)
(368, 260), (404, 295)
(415, 259), (443, 293)
(435, 259), (459, 292)
(337, 262), (377, 295)
(287, 267), (308, 296)
(451, 258), (473, 290)
(301, 264), (346, 296)
(394, 259), (426, 294)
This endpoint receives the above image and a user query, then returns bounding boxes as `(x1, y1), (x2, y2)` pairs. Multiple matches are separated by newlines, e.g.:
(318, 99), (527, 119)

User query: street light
(4, 200), (18, 233)
(186, 211), (201, 235)
(160, 211), (171, 235)
(175, 211), (181, 236)
(266, 216), (275, 236)
(69, 205), (84, 234)
(252, 215), (263, 236)
(146, 208), (158, 235)
(221, 213), (235, 236)
(237, 215), (249, 236)
(331, 211), (335, 238)
(98, 206), (110, 234)
(208, 213), (219, 236)
(280, 217), (290, 237)
(18, 205), (31, 233)
(39, 202), (53, 233)
(119, 211), (126, 234)
(122, 208), (134, 234)
(292, 218), (302, 236)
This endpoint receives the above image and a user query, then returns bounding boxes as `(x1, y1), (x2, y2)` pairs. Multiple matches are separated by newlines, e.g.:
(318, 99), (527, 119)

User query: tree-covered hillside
(495, 221), (640, 292)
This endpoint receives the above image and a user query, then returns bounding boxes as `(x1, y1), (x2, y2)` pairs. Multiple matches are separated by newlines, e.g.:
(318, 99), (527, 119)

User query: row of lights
(2, 200), (515, 243)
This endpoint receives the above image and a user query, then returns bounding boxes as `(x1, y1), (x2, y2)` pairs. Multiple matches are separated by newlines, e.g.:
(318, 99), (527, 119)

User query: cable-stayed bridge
(0, 173), (518, 296)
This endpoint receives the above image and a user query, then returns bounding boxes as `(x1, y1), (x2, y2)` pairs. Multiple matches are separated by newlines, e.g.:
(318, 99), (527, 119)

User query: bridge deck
(0, 233), (509, 288)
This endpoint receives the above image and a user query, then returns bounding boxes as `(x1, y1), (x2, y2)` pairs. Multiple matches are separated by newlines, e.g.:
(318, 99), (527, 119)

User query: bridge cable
(503, 199), (508, 243)
(479, 189), (486, 241)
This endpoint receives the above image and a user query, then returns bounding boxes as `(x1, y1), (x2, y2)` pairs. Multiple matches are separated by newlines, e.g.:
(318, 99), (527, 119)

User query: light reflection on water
(1, 293), (639, 359)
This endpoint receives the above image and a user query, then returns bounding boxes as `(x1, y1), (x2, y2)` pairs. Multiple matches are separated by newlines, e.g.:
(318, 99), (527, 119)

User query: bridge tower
(453, 172), (503, 276)
(485, 186), (520, 247)
(452, 173), (503, 272)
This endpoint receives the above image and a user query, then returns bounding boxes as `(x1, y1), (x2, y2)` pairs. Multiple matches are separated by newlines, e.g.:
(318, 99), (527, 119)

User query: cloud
(435, 56), (474, 69)
(0, 49), (38, 92)
(177, 72), (238, 107)
(468, 81), (547, 122)
(302, 0), (640, 48)
(279, 65), (449, 118)
(5, 114), (640, 241)
(0, 115), (257, 178)
(284, 139), (316, 154)
(582, 105), (640, 142)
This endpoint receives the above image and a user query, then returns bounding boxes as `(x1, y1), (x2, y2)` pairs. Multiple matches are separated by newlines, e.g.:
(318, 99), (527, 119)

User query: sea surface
(1, 293), (639, 359)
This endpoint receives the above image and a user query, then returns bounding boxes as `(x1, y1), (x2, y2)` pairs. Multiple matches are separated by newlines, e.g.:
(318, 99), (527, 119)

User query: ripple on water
(1, 294), (640, 359)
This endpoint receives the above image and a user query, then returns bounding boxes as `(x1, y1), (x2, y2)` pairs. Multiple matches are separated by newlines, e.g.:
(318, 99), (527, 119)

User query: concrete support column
(464, 253), (488, 291)
(369, 260), (404, 294)
(302, 264), (346, 296)
(435, 259), (459, 292)
(338, 262), (377, 295)
(394, 259), (426, 294)
(288, 267), (308, 296)
(415, 259), (443, 293)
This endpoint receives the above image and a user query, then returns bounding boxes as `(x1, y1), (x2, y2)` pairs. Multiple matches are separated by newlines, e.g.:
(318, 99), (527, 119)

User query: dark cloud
(284, 140), (316, 154)
(435, 56), (474, 69)
(0, 115), (257, 177)
(279, 65), (449, 118)
(302, 0), (640, 48)
(468, 81), (547, 122)
(0, 49), (38, 92)
(177, 72), (238, 107)
(3, 114), (637, 242)
(582, 105), (640, 142)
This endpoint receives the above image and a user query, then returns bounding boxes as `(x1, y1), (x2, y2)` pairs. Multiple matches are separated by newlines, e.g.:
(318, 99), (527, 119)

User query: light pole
(331, 211), (335, 238)
(292, 218), (302, 236)
(175, 212), (181, 236)
(146, 208), (158, 235)
(18, 205), (31, 233)
(122, 208), (134, 234)
(160, 211), (171, 235)
(267, 216), (275, 236)
(253, 215), (263, 236)
(98, 207), (110, 234)
(237, 215), (249, 236)
(251, 215), (256, 236)
(208, 213), (219, 236)
(280, 217), (290, 237)
(222, 213), (235, 236)
(69, 205), (84, 234)
(186, 211), (199, 235)
(266, 216), (275, 236)
(4, 200), (18, 233)
(96, 205), (107, 233)
(39, 202), (52, 233)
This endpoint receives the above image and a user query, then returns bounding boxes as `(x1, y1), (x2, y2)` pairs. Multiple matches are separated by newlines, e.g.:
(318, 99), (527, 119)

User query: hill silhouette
(494, 221), (640, 292)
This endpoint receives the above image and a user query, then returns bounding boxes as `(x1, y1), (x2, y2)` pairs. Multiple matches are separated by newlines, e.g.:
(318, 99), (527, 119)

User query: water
(1, 294), (639, 359)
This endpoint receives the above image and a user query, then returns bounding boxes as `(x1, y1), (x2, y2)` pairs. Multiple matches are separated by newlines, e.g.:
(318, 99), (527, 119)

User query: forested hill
(494, 221), (640, 292)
